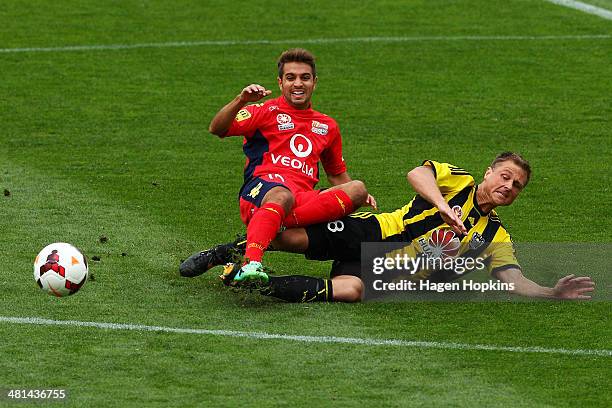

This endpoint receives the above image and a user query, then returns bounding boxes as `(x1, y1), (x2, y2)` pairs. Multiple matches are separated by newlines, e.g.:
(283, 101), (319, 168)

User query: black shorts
(304, 213), (382, 262)
(329, 260), (362, 279)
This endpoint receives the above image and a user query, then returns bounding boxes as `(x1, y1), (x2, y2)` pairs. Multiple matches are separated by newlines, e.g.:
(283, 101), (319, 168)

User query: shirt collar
(473, 185), (489, 216)
(278, 95), (313, 113)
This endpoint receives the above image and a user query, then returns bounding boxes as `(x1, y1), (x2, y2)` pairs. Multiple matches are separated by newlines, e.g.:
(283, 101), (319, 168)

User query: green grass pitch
(1, 1), (611, 406)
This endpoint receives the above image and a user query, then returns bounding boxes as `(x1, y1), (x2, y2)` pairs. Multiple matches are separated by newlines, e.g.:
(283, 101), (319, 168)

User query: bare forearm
(509, 276), (555, 298)
(407, 166), (446, 208)
(210, 84), (272, 136)
(497, 268), (555, 298)
(407, 165), (466, 235)
(327, 172), (352, 186)
(497, 268), (594, 300)
(208, 95), (246, 137)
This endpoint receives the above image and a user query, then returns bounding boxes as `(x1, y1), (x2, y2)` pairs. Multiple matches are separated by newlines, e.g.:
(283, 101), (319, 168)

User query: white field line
(0, 35), (611, 54)
(544, 0), (612, 20)
(1, 316), (610, 357)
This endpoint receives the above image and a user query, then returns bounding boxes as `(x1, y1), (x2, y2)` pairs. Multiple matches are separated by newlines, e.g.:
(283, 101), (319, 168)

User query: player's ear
(313, 76), (318, 89)
(483, 166), (493, 180)
(277, 76), (282, 90)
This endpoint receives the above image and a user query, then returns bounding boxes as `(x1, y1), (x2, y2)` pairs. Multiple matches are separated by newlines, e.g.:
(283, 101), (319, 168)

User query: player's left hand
(366, 194), (378, 210)
(553, 274), (595, 300)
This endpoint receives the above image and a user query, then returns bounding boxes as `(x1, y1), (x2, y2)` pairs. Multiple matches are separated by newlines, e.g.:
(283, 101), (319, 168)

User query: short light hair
(277, 48), (317, 78)
(491, 152), (532, 185)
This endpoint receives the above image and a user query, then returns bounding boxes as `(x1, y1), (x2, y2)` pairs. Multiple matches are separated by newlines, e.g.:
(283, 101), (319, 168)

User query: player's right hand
(553, 274), (595, 300)
(438, 203), (467, 236)
(240, 84), (272, 103)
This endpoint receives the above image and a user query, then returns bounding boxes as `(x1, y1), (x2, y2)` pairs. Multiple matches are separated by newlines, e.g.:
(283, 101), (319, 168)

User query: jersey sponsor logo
(418, 229), (461, 259)
(469, 232), (485, 250)
(289, 134), (313, 158)
(278, 123), (294, 131)
(452, 205), (463, 218)
(268, 105), (278, 111)
(277, 114), (292, 124)
(277, 113), (294, 130)
(235, 109), (251, 122)
(270, 153), (314, 177)
(267, 134), (315, 177)
(311, 120), (329, 135)
(247, 182), (263, 199)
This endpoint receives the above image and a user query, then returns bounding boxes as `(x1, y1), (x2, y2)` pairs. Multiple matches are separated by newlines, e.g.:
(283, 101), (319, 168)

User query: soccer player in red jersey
(180, 49), (376, 281)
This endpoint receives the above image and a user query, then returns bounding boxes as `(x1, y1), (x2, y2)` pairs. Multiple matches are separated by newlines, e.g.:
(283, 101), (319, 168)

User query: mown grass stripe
(1, 35), (611, 54)
(544, 0), (612, 20)
(1, 316), (610, 357)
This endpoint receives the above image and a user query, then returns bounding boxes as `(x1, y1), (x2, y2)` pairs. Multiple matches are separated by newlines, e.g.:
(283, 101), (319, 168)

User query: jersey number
(267, 173), (286, 182)
(327, 221), (344, 233)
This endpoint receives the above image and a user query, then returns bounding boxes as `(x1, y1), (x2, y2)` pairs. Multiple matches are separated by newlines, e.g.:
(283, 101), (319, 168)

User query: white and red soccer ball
(34, 243), (88, 297)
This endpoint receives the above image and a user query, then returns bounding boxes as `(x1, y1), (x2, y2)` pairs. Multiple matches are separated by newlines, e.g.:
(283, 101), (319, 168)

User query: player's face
(482, 162), (528, 207)
(278, 62), (317, 109)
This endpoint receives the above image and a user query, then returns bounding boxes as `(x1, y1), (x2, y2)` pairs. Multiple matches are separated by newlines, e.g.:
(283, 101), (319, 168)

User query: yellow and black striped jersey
(366, 160), (519, 279)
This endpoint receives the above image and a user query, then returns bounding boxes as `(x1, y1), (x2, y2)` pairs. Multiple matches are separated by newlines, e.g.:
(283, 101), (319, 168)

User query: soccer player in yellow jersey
(194, 152), (595, 302)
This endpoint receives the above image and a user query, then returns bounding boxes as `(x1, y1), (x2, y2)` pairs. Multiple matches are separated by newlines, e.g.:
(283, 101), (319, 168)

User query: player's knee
(344, 285), (362, 302)
(347, 180), (368, 207)
(264, 187), (295, 213)
(332, 277), (363, 302)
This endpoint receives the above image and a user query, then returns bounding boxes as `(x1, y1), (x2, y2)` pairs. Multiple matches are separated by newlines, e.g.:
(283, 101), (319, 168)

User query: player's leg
(269, 212), (379, 258)
(330, 275), (363, 302)
(178, 229), (308, 277)
(228, 216), (375, 293)
(248, 261), (363, 303)
(229, 212), (378, 283)
(179, 235), (246, 277)
(268, 228), (309, 253)
(243, 186), (293, 262)
(236, 185), (294, 281)
(179, 177), (291, 278)
(282, 180), (368, 228)
(179, 225), (309, 279)
(244, 217), (374, 298)
(325, 179), (368, 203)
(180, 207), (379, 278)
(328, 260), (363, 301)
(258, 273), (362, 302)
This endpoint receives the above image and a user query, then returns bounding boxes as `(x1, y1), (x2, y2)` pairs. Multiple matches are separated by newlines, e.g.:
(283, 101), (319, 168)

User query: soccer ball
(34, 243), (88, 297)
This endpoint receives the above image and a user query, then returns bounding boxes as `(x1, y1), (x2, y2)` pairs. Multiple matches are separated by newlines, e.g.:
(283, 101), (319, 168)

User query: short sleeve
(484, 227), (521, 276)
(225, 103), (267, 138)
(422, 160), (475, 195)
(321, 122), (347, 176)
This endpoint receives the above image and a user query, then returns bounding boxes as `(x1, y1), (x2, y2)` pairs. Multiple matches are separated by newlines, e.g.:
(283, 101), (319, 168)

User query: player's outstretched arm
(407, 166), (466, 235)
(495, 267), (595, 300)
(208, 84), (272, 137)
